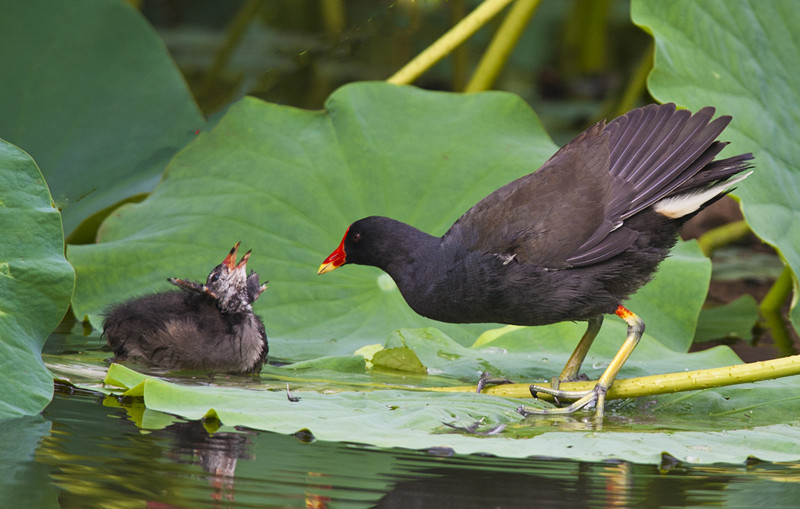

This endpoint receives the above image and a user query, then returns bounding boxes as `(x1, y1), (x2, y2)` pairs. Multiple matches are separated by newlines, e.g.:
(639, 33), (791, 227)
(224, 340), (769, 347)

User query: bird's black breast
(398, 249), (612, 326)
(397, 207), (680, 327)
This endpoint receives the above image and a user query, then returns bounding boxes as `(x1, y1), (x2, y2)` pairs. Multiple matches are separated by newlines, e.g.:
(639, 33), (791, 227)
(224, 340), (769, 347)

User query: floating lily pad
(96, 327), (800, 464)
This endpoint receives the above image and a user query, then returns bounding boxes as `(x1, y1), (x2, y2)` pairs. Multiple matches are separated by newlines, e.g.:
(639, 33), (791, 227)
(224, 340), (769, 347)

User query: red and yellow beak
(318, 228), (348, 275)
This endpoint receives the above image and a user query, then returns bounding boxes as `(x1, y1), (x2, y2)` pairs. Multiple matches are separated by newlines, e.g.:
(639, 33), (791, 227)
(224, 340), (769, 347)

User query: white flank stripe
(653, 171), (752, 219)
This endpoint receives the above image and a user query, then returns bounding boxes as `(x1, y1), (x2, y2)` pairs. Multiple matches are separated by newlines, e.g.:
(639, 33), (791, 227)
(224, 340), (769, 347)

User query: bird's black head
(318, 216), (432, 274)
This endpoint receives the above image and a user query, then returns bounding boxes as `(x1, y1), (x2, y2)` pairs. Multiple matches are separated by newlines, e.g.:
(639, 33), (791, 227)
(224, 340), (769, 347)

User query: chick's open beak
(223, 242), (241, 270)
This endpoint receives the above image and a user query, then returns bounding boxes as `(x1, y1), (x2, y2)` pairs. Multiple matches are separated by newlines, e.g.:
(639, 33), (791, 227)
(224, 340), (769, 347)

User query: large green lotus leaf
(380, 320), (736, 384)
(99, 329), (800, 464)
(56, 318), (800, 463)
(0, 0), (204, 236)
(0, 140), (75, 418)
(69, 82), (709, 360)
(632, 0), (800, 330)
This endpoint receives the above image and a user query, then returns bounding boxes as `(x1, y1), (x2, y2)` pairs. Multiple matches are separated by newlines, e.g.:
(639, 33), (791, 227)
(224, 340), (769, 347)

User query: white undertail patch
(653, 171), (752, 219)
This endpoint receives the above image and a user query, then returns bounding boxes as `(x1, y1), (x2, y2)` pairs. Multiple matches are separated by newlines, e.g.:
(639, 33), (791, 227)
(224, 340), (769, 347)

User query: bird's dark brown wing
(446, 103), (732, 269)
(446, 120), (616, 268)
(567, 103), (731, 266)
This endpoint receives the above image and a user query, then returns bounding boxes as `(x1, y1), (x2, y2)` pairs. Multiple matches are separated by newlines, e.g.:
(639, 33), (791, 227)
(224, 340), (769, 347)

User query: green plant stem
(197, 0), (263, 99)
(561, 0), (610, 76)
(760, 264), (794, 314)
(450, 0), (470, 91)
(387, 0), (515, 85)
(224, 355), (800, 404)
(696, 219), (751, 256)
(577, 0), (610, 73)
(763, 308), (797, 356)
(430, 354), (800, 401)
(611, 41), (653, 118)
(464, 0), (541, 92)
(759, 265), (798, 355)
(320, 0), (345, 37)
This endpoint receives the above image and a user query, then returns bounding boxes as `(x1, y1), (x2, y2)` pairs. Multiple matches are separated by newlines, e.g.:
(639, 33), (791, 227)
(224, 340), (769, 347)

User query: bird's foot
(545, 373), (589, 406)
(476, 371), (513, 393)
(518, 383), (608, 420)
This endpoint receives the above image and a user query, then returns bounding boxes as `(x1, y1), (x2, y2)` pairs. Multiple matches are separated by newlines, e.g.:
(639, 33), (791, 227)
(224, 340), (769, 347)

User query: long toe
(521, 384), (608, 419)
(476, 372), (513, 393)
(528, 383), (592, 402)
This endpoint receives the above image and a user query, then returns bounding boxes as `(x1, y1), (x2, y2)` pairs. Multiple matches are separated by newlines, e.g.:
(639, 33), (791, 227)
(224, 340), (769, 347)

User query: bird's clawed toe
(476, 371), (513, 393)
(521, 382), (609, 419)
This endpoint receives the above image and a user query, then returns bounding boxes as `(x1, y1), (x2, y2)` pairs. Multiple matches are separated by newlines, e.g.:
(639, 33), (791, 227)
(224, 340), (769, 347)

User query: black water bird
(318, 103), (753, 418)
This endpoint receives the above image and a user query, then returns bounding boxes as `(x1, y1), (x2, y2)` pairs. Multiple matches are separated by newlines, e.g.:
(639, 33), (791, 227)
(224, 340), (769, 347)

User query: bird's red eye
(353, 232), (362, 243)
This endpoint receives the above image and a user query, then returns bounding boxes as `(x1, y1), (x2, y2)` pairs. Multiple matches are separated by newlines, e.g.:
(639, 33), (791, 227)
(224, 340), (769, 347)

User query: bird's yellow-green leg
(554, 315), (603, 383)
(540, 315), (602, 406)
(476, 317), (602, 397)
(518, 306), (644, 419)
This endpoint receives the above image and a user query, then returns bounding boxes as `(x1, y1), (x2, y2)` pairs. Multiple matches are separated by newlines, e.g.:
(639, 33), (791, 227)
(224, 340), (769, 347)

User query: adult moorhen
(318, 103), (753, 418)
(104, 242), (268, 374)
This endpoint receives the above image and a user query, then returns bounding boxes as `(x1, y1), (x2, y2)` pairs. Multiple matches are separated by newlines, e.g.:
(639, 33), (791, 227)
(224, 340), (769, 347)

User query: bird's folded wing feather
(447, 103), (733, 269)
